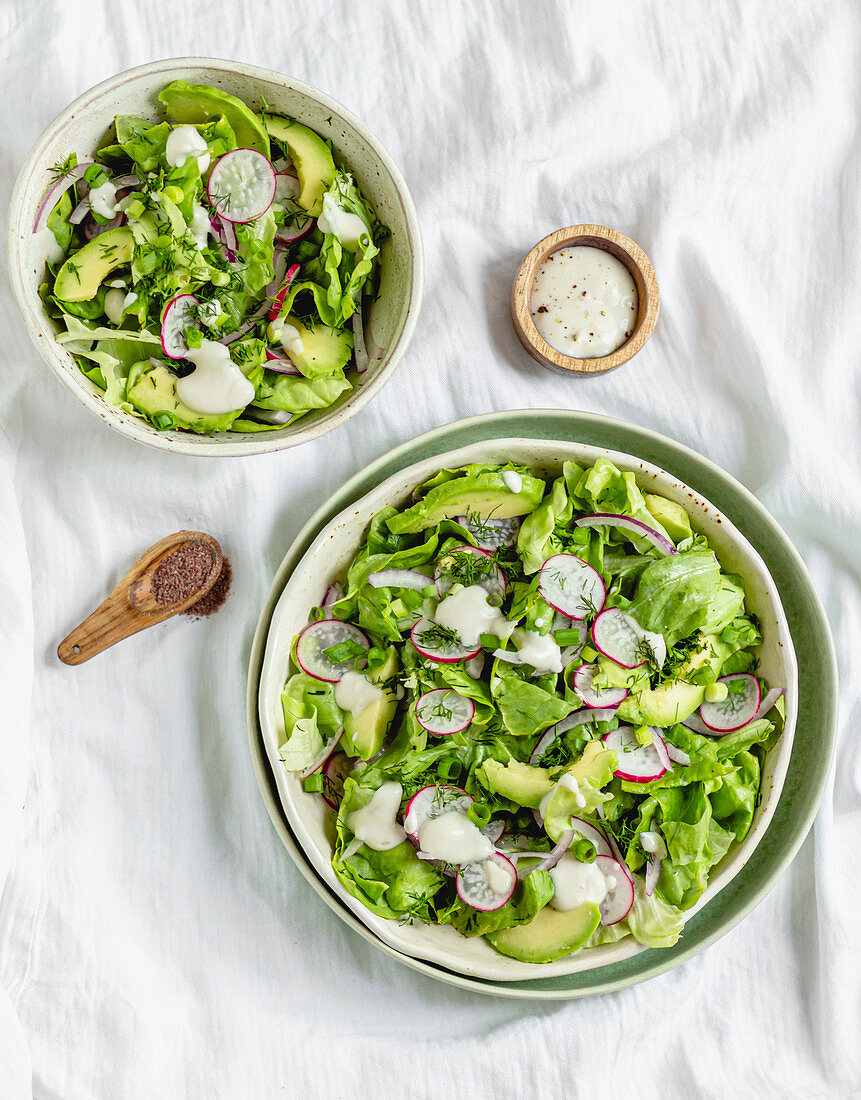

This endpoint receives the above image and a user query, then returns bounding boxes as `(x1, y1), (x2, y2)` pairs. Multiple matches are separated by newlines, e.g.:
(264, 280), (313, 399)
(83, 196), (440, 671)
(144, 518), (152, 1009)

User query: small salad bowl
(7, 58), (423, 457)
(511, 224), (659, 376)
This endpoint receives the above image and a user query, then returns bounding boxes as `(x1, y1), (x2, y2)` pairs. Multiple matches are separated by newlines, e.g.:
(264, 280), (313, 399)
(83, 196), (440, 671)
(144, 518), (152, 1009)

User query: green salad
(279, 458), (784, 964)
(33, 81), (386, 434)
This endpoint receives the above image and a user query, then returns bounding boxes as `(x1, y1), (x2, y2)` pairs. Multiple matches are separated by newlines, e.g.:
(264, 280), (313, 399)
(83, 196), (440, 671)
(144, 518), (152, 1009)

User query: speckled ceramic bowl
(257, 435), (798, 982)
(7, 58), (423, 457)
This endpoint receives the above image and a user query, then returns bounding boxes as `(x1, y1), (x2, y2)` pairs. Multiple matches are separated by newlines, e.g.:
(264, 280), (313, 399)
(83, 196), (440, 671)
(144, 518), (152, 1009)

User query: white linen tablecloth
(1, 1), (858, 1096)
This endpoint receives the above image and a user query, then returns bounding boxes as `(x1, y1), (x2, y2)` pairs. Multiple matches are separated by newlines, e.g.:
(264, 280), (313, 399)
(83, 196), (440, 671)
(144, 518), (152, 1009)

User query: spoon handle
(57, 531), (222, 665)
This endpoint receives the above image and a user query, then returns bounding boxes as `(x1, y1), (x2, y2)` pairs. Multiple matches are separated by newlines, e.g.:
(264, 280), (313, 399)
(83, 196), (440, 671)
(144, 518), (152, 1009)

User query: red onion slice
(32, 161), (93, 233)
(645, 853), (662, 896)
(322, 582), (343, 608)
(574, 512), (677, 556)
(264, 347), (302, 375)
(665, 742), (691, 766)
(520, 829), (574, 877)
(367, 569), (433, 591)
(352, 307), (369, 373)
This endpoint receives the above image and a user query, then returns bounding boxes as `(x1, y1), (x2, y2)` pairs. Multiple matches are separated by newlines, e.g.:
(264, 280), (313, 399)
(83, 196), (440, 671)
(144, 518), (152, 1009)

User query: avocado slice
(342, 648), (399, 759)
(158, 80), (269, 156)
(266, 117), (336, 215)
(54, 227), (135, 303)
(487, 901), (601, 963)
(616, 634), (730, 727)
(280, 314), (353, 378)
(645, 493), (692, 544)
(387, 471), (545, 536)
(127, 361), (243, 434)
(480, 758), (554, 809)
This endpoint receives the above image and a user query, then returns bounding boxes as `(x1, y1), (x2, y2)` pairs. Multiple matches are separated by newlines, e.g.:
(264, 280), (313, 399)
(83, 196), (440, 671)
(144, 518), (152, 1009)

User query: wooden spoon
(58, 531), (223, 665)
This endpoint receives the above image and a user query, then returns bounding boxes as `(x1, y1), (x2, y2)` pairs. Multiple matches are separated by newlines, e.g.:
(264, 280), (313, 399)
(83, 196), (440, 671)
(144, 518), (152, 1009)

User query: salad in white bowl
(274, 454), (787, 966)
(32, 80), (386, 434)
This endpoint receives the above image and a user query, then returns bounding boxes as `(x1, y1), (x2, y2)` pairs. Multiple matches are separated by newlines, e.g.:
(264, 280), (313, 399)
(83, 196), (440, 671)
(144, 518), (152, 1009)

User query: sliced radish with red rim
(434, 545), (506, 600)
(410, 616), (480, 663)
(538, 554), (605, 620)
(295, 619), (370, 682)
(595, 855), (634, 925)
(160, 293), (200, 359)
(591, 607), (666, 669)
(321, 751), (352, 810)
(456, 853), (517, 911)
(268, 262), (300, 321)
(403, 785), (472, 842)
(207, 148), (276, 223)
(274, 172), (300, 203)
(699, 674), (761, 732)
(456, 514), (521, 550)
(572, 663), (628, 709)
(415, 689), (475, 736)
(603, 725), (668, 783)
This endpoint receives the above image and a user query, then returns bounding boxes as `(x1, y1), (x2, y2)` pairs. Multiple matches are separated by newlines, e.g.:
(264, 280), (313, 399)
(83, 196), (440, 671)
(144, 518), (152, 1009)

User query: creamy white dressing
(550, 855), (610, 910)
(418, 811), (494, 864)
(334, 670), (386, 718)
(347, 781), (406, 851)
(531, 245), (638, 359)
(103, 288), (137, 326)
(511, 627), (563, 674)
(484, 858), (513, 894)
(640, 830), (667, 858)
(269, 316), (305, 355)
(33, 227), (65, 266)
(317, 192), (368, 248)
(434, 584), (514, 648)
(189, 204), (212, 250)
(559, 772), (587, 809)
(502, 470), (522, 494)
(165, 125), (211, 174)
(175, 339), (255, 414)
(88, 180), (120, 220)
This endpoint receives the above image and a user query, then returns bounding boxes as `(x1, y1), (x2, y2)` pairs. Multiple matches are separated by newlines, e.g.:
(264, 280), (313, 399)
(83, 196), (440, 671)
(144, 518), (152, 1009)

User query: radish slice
(456, 853), (517, 911)
(275, 218), (314, 244)
(569, 817), (613, 858)
(591, 607), (666, 669)
(482, 819), (506, 845)
(295, 619), (370, 683)
(596, 855), (635, 925)
(83, 210), (126, 240)
(274, 172), (300, 203)
(367, 569), (433, 591)
(403, 785), (472, 842)
(410, 617), (481, 663)
(268, 262), (300, 321)
(434, 545), (506, 600)
(457, 514), (521, 550)
(699, 674), (761, 732)
(603, 726), (668, 783)
(538, 554), (606, 620)
(681, 712), (717, 736)
(321, 751), (352, 810)
(572, 663), (628, 709)
(415, 689), (475, 736)
(207, 148), (276, 224)
(529, 707), (620, 767)
(520, 829), (574, 877)
(160, 293), (200, 359)
(300, 727), (344, 779)
(574, 513), (677, 556)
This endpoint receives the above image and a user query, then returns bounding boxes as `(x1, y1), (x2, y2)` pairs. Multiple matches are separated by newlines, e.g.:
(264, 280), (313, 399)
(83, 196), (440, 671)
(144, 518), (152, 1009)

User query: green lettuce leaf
(627, 549), (722, 645)
(279, 672), (344, 770)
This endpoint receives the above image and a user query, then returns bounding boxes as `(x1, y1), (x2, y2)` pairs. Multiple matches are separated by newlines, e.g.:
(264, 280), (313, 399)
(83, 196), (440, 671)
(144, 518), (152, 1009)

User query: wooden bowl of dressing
(511, 224), (659, 375)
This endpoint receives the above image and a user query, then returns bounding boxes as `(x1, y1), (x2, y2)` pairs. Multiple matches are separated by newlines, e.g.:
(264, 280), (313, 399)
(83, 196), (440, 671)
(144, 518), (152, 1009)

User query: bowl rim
(7, 56), (424, 458)
(257, 433), (798, 981)
(510, 224), (659, 376)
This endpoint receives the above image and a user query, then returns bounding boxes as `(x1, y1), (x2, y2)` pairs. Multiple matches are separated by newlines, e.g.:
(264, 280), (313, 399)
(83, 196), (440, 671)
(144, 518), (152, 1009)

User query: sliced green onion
(572, 838), (597, 863)
(303, 772), (324, 793)
(467, 802), (492, 829)
(554, 628), (583, 646)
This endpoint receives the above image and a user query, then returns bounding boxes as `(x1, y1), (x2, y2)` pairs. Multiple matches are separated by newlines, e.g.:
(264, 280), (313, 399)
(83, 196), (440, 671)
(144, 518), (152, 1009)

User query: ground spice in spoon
(151, 544), (217, 606)
(184, 557), (232, 619)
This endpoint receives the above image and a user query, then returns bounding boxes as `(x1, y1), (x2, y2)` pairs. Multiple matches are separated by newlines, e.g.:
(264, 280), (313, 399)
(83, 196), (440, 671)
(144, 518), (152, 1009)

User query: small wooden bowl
(510, 224), (659, 375)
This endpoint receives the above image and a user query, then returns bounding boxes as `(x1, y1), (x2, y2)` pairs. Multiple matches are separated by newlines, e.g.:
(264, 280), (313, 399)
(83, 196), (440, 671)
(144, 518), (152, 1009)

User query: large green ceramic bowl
(246, 410), (837, 998)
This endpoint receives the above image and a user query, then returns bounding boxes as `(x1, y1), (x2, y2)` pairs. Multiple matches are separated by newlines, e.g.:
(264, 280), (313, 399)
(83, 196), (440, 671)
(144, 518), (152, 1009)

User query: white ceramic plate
(7, 57), (422, 456)
(258, 438), (798, 981)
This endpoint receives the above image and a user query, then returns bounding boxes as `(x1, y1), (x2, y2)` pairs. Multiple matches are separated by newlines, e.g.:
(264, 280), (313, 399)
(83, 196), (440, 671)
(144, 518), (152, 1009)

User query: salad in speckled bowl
(8, 59), (422, 456)
(258, 438), (797, 980)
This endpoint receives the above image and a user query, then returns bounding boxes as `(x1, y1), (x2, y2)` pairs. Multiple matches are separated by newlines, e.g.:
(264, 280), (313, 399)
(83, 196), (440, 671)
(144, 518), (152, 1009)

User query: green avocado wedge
(54, 227), (135, 303)
(266, 117), (336, 215)
(158, 81), (270, 156)
(487, 902), (602, 963)
(387, 470), (545, 535)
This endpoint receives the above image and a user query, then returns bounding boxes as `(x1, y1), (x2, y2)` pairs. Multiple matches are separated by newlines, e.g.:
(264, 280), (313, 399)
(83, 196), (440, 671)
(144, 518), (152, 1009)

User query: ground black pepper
(184, 557), (232, 618)
(151, 544), (216, 606)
